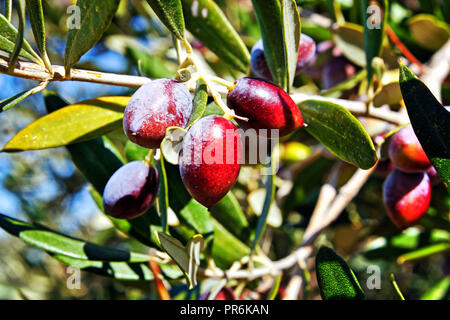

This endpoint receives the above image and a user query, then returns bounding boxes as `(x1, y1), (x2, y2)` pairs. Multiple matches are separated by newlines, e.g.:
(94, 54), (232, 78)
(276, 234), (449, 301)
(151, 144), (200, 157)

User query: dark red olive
(250, 34), (317, 81)
(322, 55), (357, 89)
(103, 161), (159, 219)
(227, 77), (304, 138)
(179, 115), (242, 208)
(388, 125), (431, 173)
(383, 169), (431, 230)
(123, 79), (193, 149)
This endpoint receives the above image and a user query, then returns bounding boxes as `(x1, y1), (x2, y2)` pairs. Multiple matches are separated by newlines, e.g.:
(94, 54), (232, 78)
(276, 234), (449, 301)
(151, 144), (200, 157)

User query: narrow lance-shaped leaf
(0, 213), (150, 263)
(252, 0), (287, 89)
(25, 0), (52, 70)
(146, 0), (185, 39)
(282, 0), (301, 92)
(316, 246), (366, 300)
(399, 64), (450, 193)
(54, 253), (183, 282)
(362, 0), (388, 83)
(0, 86), (36, 113)
(0, 13), (42, 64)
(2, 96), (129, 152)
(251, 151), (277, 252)
(8, 0), (26, 72)
(181, 0), (250, 73)
(65, 0), (120, 74)
(298, 100), (378, 169)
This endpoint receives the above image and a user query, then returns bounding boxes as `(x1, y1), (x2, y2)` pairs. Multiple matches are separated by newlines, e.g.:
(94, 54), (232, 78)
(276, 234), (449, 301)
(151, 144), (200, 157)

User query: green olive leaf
(0, 213), (150, 263)
(362, 0), (388, 83)
(316, 246), (366, 300)
(146, 0), (185, 39)
(282, 0), (301, 92)
(0, 13), (42, 64)
(421, 277), (450, 300)
(182, 0), (250, 73)
(252, 0), (287, 89)
(8, 0), (26, 72)
(407, 14), (450, 51)
(25, 0), (51, 70)
(298, 100), (378, 169)
(0, 86), (36, 113)
(188, 80), (208, 127)
(333, 22), (398, 69)
(399, 64), (450, 193)
(64, 0), (121, 74)
(2, 96), (129, 152)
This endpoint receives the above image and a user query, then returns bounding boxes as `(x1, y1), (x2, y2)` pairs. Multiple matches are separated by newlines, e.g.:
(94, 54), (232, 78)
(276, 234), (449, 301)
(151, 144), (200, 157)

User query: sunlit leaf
(362, 0), (388, 83)
(0, 213), (150, 262)
(64, 0), (121, 74)
(146, 0), (185, 39)
(282, 0), (301, 92)
(182, 0), (250, 73)
(298, 100), (378, 169)
(252, 0), (286, 89)
(2, 96), (129, 152)
(408, 14), (450, 51)
(0, 13), (42, 64)
(26, 0), (51, 69)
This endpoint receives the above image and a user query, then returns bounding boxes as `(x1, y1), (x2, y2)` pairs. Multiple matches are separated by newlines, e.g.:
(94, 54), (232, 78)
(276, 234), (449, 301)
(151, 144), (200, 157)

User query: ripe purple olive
(123, 79), (193, 149)
(383, 169), (431, 230)
(322, 56), (357, 89)
(388, 125), (431, 173)
(103, 161), (159, 219)
(179, 115), (242, 208)
(250, 34), (317, 81)
(227, 77), (304, 138)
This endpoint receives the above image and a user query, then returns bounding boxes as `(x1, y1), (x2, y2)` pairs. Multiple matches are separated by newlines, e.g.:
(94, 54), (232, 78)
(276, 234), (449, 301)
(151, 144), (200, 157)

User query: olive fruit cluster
(382, 125), (437, 230)
(102, 71), (306, 218)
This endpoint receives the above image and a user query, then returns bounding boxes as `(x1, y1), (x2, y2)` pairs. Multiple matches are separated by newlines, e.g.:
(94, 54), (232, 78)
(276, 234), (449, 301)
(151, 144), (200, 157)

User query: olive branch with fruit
(0, 0), (448, 301)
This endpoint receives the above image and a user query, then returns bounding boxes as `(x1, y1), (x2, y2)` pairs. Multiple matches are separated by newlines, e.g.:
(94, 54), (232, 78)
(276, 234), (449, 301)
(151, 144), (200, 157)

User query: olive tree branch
(0, 57), (406, 125)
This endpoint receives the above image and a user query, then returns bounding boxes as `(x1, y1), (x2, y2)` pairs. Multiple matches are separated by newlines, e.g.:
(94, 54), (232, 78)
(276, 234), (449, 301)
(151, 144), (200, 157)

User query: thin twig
(0, 57), (150, 88)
